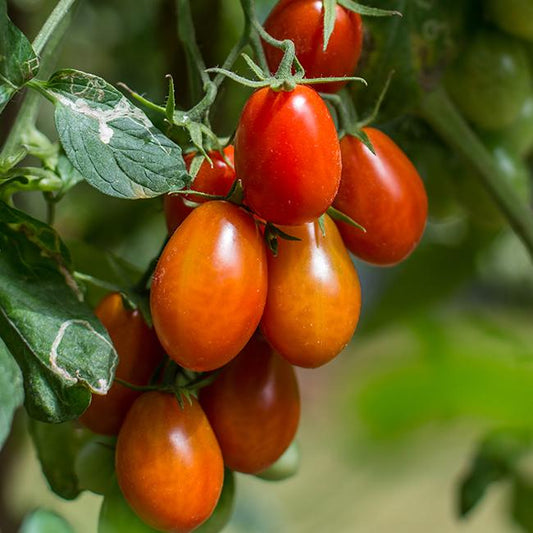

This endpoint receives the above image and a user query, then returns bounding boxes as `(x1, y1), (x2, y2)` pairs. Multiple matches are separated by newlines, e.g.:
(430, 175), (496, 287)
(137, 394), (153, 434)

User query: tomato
(255, 439), (300, 481)
(263, 0), (363, 93)
(196, 469), (235, 533)
(116, 392), (224, 533)
(261, 216), (361, 368)
(485, 0), (533, 41)
(79, 293), (163, 435)
(200, 334), (300, 474)
(446, 30), (531, 131)
(333, 128), (428, 266)
(234, 84), (341, 225)
(75, 436), (116, 495)
(164, 146), (235, 234)
(151, 201), (267, 371)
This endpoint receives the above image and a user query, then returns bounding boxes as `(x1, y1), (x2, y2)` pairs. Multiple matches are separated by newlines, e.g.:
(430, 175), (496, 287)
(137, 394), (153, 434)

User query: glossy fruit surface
(116, 392), (224, 533)
(164, 146), (235, 234)
(334, 128), (428, 266)
(200, 334), (300, 473)
(446, 30), (531, 130)
(79, 293), (163, 435)
(255, 439), (300, 481)
(151, 201), (267, 371)
(263, 0), (363, 93)
(235, 85), (341, 225)
(196, 469), (235, 533)
(261, 216), (361, 368)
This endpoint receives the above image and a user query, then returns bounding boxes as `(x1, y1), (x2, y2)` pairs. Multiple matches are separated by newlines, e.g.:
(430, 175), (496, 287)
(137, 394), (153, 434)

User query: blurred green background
(3, 0), (533, 531)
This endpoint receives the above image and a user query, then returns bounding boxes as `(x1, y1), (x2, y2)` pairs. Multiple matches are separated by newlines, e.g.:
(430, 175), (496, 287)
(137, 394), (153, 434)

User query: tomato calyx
(263, 222), (301, 257)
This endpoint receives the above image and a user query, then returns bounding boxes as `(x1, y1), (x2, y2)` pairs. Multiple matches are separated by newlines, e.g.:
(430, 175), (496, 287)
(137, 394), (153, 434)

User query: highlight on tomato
(333, 128), (428, 266)
(151, 200), (268, 372)
(200, 333), (300, 474)
(79, 292), (164, 436)
(263, 0), (364, 94)
(261, 215), (361, 368)
(115, 392), (224, 533)
(234, 84), (341, 225)
(164, 145), (235, 234)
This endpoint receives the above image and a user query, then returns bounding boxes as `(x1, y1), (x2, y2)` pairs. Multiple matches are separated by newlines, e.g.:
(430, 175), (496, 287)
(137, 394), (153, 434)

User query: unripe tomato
(151, 201), (267, 371)
(200, 334), (300, 474)
(256, 439), (300, 481)
(235, 85), (341, 225)
(485, 0), (533, 42)
(75, 436), (115, 495)
(79, 293), (163, 435)
(164, 146), (235, 234)
(446, 30), (531, 131)
(261, 216), (361, 368)
(334, 128), (428, 266)
(263, 0), (363, 93)
(116, 392), (224, 533)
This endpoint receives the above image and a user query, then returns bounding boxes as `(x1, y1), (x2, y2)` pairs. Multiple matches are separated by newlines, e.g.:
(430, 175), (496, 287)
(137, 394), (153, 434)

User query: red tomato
(261, 215), (361, 368)
(235, 85), (341, 225)
(334, 128), (428, 266)
(164, 146), (235, 234)
(116, 392), (224, 533)
(200, 334), (300, 474)
(79, 293), (163, 435)
(151, 201), (268, 372)
(263, 0), (364, 93)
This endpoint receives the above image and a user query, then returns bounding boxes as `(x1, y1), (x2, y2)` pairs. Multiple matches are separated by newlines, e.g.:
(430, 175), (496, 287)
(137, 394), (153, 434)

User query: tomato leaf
(0, 202), (117, 422)
(20, 509), (75, 533)
(337, 0), (401, 18)
(323, 0), (337, 51)
(40, 69), (190, 199)
(0, 1), (39, 113)
(29, 419), (84, 500)
(0, 338), (23, 450)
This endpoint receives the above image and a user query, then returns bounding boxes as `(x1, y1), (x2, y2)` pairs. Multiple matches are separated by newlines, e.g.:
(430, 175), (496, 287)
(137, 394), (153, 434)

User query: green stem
(32, 0), (78, 56)
(73, 272), (123, 293)
(419, 86), (533, 261)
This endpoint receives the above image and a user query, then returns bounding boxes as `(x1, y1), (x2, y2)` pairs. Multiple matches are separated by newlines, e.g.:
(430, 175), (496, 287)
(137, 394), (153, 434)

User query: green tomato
(196, 469), (236, 533)
(99, 476), (159, 533)
(75, 436), (116, 495)
(255, 440), (300, 481)
(485, 0), (533, 41)
(446, 30), (531, 130)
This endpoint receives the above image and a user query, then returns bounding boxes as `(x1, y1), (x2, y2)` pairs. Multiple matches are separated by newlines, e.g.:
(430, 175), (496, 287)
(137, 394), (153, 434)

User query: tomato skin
(79, 293), (163, 435)
(235, 85), (341, 225)
(334, 128), (428, 266)
(164, 146), (235, 234)
(200, 334), (300, 474)
(261, 216), (361, 368)
(263, 0), (363, 93)
(116, 392), (224, 533)
(151, 201), (268, 372)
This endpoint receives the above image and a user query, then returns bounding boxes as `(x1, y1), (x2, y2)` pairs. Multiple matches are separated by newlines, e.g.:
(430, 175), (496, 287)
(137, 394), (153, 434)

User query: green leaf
(29, 419), (83, 500)
(0, 337), (23, 450)
(20, 509), (75, 533)
(41, 69), (189, 199)
(99, 476), (159, 533)
(323, 0), (337, 51)
(0, 2), (39, 113)
(337, 0), (402, 17)
(0, 202), (117, 422)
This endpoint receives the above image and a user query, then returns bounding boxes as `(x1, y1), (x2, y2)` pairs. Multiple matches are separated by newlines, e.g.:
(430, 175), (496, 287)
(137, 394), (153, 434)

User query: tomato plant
(234, 84), (341, 225)
(261, 215), (361, 368)
(333, 128), (428, 266)
(164, 146), (236, 234)
(151, 201), (267, 371)
(79, 293), (164, 435)
(263, 0), (363, 93)
(200, 333), (300, 474)
(116, 392), (224, 533)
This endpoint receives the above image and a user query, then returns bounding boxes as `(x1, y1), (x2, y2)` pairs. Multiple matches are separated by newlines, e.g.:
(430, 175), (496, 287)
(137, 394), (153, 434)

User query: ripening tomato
(261, 216), (361, 368)
(235, 84), (341, 225)
(263, 0), (363, 93)
(116, 392), (224, 533)
(164, 146), (235, 233)
(333, 128), (428, 266)
(200, 334), (300, 474)
(79, 293), (163, 435)
(151, 201), (267, 372)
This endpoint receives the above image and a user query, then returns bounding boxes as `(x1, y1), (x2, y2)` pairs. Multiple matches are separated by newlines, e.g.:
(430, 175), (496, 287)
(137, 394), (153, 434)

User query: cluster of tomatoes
(79, 1), (428, 531)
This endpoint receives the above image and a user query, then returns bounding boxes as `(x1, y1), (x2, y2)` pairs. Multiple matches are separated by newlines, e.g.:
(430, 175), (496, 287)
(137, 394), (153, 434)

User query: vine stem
(419, 86), (533, 261)
(32, 0), (78, 56)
